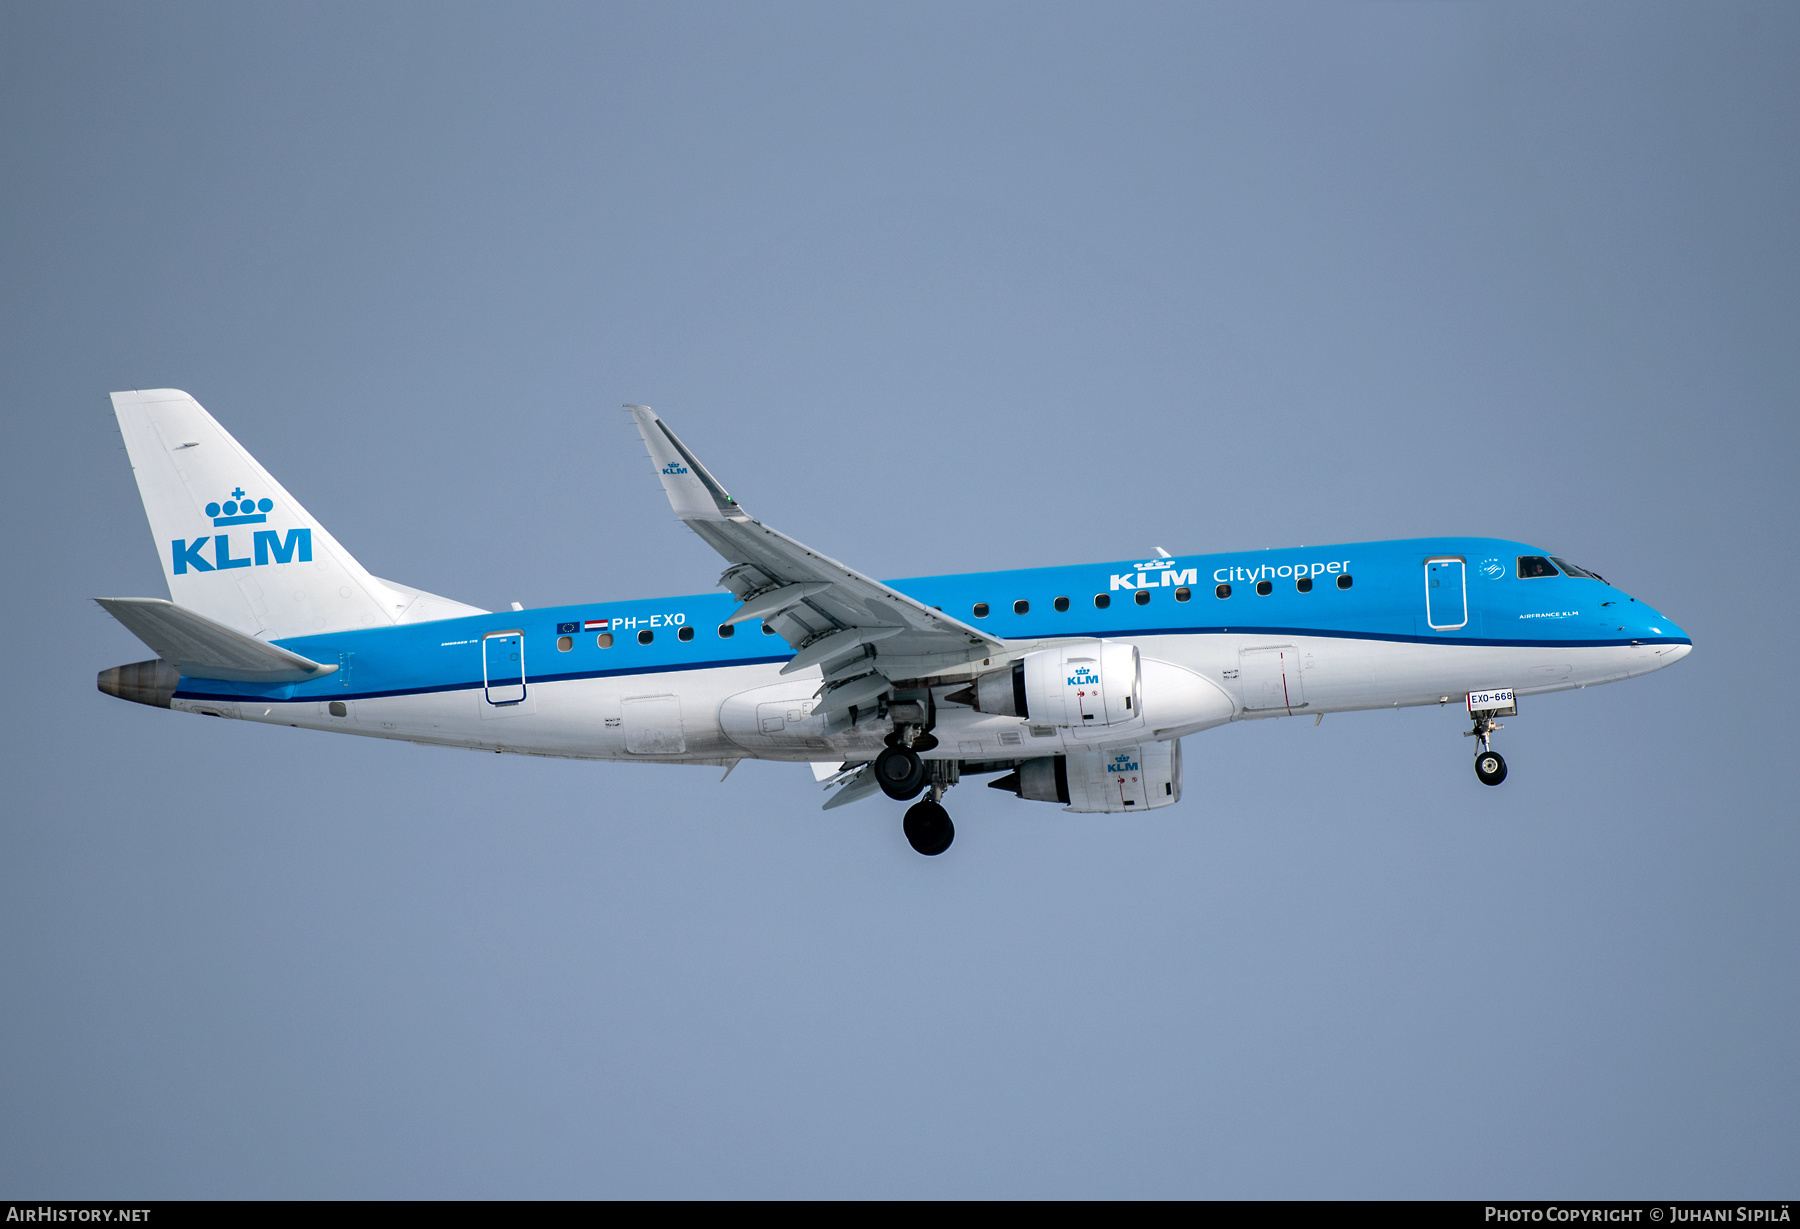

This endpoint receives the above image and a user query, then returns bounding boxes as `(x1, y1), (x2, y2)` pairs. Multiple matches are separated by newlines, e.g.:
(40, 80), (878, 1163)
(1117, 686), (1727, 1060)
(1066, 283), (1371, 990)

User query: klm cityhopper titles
(95, 391), (1692, 856)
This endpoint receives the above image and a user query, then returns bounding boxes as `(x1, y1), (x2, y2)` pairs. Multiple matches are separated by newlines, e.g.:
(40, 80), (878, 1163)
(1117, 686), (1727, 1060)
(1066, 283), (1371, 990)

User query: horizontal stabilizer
(95, 597), (339, 683)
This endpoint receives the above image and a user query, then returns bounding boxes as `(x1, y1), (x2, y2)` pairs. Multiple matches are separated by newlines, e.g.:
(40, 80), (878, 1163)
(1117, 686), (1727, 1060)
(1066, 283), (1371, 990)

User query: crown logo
(206, 487), (272, 526)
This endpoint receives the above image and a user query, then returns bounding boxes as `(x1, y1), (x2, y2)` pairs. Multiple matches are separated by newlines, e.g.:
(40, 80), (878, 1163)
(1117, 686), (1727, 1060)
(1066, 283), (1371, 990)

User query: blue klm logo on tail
(172, 488), (310, 574)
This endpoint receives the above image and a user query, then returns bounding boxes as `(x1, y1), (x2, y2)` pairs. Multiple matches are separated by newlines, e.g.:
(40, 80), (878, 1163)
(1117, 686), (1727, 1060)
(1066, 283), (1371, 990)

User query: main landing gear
(888, 761), (957, 854)
(1467, 712), (1507, 787)
(874, 743), (926, 801)
(881, 709), (956, 855)
(882, 712), (964, 856)
(903, 796), (954, 856)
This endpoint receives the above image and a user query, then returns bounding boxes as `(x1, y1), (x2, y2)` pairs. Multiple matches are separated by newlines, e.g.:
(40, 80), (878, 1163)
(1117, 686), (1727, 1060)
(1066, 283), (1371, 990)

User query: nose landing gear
(1466, 711), (1507, 786)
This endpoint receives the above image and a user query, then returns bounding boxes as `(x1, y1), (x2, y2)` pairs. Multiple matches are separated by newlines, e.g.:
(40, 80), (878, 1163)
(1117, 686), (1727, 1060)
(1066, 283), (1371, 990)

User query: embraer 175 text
(97, 391), (1693, 855)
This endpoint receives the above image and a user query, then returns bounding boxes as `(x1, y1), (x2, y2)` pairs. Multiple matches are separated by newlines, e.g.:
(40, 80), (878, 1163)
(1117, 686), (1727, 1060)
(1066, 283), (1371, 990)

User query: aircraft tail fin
(109, 390), (484, 640)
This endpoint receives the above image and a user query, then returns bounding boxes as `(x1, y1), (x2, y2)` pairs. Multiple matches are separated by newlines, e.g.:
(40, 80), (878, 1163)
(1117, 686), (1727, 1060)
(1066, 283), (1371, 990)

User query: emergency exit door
(483, 631), (526, 705)
(1425, 558), (1467, 630)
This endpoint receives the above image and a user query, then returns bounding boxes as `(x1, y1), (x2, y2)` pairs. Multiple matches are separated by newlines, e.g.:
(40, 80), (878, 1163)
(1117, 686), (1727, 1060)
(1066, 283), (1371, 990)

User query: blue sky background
(1, 1), (1795, 1197)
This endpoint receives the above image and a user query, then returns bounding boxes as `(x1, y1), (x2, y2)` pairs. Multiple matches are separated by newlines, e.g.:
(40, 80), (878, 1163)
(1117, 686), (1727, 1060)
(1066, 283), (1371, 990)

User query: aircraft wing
(96, 597), (339, 683)
(626, 405), (1002, 714)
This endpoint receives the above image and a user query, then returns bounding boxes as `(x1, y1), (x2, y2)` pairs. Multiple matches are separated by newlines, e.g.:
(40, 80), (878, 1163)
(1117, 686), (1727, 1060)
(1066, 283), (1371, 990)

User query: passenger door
(1425, 558), (1467, 630)
(483, 631), (527, 705)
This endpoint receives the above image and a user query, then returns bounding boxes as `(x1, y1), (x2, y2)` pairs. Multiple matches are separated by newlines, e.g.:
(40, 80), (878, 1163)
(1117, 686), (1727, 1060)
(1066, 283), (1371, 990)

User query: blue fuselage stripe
(171, 535), (1691, 703)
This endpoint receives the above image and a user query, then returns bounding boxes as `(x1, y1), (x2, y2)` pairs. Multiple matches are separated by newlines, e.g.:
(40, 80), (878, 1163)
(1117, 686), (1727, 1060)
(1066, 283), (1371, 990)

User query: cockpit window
(1551, 557), (1606, 582)
(1516, 555), (1560, 579)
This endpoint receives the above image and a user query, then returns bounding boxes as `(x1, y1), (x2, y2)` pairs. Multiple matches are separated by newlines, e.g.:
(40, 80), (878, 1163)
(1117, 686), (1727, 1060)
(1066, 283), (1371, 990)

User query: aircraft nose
(1656, 641), (1692, 666)
(1636, 607), (1687, 642)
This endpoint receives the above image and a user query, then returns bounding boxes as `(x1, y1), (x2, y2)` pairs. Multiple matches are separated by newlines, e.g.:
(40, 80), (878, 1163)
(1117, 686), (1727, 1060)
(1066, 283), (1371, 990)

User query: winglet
(625, 404), (749, 523)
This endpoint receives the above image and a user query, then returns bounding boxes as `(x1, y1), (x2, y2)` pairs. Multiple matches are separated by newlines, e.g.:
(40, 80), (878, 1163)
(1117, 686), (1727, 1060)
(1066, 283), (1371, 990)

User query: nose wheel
(1475, 749), (1507, 786)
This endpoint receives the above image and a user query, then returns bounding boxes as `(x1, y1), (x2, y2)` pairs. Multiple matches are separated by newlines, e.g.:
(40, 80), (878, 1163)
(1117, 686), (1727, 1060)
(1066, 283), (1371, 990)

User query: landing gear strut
(1467, 712), (1507, 787)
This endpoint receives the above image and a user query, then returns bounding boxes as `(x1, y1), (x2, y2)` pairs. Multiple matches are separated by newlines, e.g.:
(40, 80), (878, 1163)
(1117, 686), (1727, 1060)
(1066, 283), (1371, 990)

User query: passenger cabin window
(557, 635), (573, 652)
(1296, 577), (1313, 593)
(1094, 593), (1111, 609)
(1174, 586), (1191, 602)
(1517, 555), (1560, 579)
(1053, 596), (1070, 612)
(638, 629), (654, 645)
(1336, 574), (1353, 589)
(1215, 583), (1232, 599)
(1255, 580), (1273, 596)
(1013, 599), (1029, 615)
(718, 623), (734, 638)
(761, 622), (775, 634)
(972, 602), (990, 618)
(678, 626), (694, 642)
(1551, 557), (1606, 582)
(597, 633), (614, 648)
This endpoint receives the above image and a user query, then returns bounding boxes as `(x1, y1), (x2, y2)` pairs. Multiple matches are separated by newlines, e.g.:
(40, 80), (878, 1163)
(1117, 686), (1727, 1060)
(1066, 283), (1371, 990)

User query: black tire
(874, 744), (926, 800)
(1475, 750), (1508, 787)
(903, 800), (955, 856)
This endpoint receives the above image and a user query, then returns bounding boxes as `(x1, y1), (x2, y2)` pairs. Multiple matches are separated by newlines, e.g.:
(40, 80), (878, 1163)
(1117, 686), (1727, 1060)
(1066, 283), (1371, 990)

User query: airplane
(95, 390), (1693, 856)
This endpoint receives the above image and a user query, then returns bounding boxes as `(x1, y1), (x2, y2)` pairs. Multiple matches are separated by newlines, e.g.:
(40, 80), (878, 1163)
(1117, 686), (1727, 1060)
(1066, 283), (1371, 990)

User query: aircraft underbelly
(196, 636), (1664, 755)
(718, 677), (891, 761)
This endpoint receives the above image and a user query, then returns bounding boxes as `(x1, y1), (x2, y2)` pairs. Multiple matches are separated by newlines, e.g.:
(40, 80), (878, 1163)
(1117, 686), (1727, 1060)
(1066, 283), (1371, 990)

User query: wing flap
(821, 763), (882, 810)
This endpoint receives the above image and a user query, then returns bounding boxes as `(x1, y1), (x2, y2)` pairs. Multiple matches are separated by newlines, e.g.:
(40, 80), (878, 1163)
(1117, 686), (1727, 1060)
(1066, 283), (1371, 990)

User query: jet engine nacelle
(993, 740), (1183, 813)
(964, 640), (1141, 730)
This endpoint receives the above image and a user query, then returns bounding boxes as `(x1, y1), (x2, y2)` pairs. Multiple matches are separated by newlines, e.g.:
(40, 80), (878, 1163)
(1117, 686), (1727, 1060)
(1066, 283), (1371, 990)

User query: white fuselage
(172, 633), (1689, 765)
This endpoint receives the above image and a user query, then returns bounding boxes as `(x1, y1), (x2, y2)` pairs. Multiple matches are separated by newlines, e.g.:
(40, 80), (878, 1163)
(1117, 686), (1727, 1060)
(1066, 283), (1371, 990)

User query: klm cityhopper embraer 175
(97, 390), (1693, 855)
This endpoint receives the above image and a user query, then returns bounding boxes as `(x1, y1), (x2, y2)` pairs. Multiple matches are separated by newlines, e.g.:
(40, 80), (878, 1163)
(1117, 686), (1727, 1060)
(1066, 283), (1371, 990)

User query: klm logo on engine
(1106, 752), (1141, 775)
(171, 487), (310, 574)
(1068, 666), (1100, 687)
